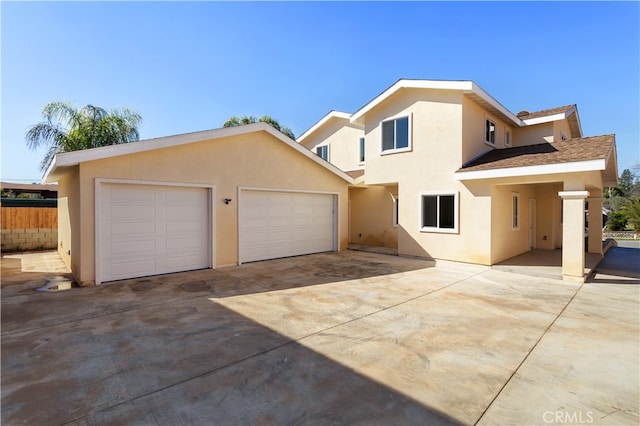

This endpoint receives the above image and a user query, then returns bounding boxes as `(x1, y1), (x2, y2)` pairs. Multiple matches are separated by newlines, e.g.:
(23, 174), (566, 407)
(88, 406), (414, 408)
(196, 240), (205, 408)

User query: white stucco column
(587, 192), (604, 255)
(559, 190), (589, 282)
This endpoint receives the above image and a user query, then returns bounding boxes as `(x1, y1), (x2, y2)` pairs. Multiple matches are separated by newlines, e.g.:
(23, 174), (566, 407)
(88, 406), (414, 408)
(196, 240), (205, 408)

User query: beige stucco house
(298, 79), (618, 282)
(45, 78), (618, 285)
(44, 124), (353, 285)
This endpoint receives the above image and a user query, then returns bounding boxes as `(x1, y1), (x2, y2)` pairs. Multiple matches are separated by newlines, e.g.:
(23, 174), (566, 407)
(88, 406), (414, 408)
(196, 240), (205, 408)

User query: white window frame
(381, 115), (412, 155)
(485, 116), (497, 147)
(512, 192), (520, 230)
(419, 191), (459, 234)
(359, 137), (365, 164)
(505, 128), (512, 147)
(316, 144), (329, 161)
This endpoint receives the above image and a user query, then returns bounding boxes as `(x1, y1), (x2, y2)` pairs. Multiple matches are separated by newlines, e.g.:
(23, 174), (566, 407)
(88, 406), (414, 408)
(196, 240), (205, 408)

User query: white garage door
(98, 183), (210, 283)
(239, 190), (336, 263)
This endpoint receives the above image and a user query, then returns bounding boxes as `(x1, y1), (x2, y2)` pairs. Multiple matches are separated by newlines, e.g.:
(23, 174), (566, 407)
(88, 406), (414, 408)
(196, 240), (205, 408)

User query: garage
(239, 189), (337, 263)
(97, 182), (212, 283)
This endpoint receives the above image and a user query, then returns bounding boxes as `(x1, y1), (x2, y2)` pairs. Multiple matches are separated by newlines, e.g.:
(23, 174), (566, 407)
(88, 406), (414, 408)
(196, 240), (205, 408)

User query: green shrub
(606, 211), (628, 231)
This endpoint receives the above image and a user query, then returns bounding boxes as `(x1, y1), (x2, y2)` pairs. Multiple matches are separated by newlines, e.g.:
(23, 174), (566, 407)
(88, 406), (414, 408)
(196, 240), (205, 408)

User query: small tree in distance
(223, 115), (295, 140)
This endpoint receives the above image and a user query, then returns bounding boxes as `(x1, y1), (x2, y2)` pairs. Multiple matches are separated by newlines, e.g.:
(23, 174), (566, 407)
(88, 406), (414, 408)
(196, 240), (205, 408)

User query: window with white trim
(359, 137), (365, 163)
(382, 116), (410, 153)
(505, 129), (511, 147)
(316, 145), (329, 161)
(512, 193), (520, 230)
(485, 118), (496, 145)
(420, 192), (458, 233)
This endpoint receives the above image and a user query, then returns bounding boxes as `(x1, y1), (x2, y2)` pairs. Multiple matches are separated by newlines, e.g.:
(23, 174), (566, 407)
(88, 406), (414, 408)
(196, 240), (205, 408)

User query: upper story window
(485, 118), (496, 146)
(505, 129), (511, 147)
(359, 137), (365, 163)
(316, 145), (329, 161)
(382, 116), (410, 153)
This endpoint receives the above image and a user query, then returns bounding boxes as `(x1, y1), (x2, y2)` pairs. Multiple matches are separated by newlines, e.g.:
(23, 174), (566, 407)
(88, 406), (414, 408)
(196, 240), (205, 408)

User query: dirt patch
(179, 281), (211, 292)
(128, 280), (159, 292)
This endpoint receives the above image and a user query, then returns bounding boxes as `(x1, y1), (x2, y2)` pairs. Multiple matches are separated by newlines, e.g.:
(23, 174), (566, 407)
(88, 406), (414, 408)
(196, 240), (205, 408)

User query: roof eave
(42, 123), (355, 185)
(350, 79), (522, 127)
(297, 110), (352, 144)
(454, 159), (607, 181)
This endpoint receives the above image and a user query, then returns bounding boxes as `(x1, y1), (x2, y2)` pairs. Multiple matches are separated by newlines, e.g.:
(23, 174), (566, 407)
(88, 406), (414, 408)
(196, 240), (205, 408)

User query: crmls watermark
(543, 410), (594, 424)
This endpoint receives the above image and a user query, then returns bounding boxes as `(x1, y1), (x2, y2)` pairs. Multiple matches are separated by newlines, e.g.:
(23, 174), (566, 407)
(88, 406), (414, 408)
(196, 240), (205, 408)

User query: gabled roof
(517, 104), (582, 137)
(455, 135), (618, 186)
(350, 79), (523, 127)
(43, 123), (355, 184)
(516, 104), (575, 120)
(297, 110), (356, 144)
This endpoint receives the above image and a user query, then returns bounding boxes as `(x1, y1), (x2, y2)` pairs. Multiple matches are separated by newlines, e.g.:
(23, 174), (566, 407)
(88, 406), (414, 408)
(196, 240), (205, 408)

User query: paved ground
(1, 250), (638, 425)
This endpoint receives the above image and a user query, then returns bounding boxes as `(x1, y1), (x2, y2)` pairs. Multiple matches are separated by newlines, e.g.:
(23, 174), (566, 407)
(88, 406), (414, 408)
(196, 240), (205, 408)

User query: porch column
(559, 190), (589, 282)
(587, 192), (604, 255)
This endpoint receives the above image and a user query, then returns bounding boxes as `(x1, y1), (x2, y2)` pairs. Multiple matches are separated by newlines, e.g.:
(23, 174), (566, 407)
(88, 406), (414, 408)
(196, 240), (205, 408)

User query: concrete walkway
(1, 250), (638, 425)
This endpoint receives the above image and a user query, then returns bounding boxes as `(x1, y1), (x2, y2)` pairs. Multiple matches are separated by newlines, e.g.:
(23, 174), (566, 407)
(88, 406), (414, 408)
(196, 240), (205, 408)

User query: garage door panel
(109, 185), (157, 202)
(110, 222), (157, 235)
(165, 220), (206, 234)
(110, 240), (157, 255)
(99, 183), (210, 282)
(166, 236), (207, 250)
(109, 205), (157, 220)
(109, 259), (157, 278)
(240, 190), (336, 263)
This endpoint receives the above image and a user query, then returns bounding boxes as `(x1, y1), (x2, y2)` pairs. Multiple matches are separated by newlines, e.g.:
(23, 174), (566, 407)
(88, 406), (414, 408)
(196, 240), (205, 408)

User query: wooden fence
(1, 207), (57, 230)
(1, 201), (58, 251)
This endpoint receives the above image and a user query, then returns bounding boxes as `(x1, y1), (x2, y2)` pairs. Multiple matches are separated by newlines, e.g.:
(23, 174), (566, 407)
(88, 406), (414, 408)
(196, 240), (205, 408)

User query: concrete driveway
(1, 250), (638, 425)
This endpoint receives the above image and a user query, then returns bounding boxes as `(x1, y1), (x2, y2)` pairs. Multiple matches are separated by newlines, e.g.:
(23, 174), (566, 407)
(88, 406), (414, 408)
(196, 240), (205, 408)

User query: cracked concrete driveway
(1, 250), (638, 425)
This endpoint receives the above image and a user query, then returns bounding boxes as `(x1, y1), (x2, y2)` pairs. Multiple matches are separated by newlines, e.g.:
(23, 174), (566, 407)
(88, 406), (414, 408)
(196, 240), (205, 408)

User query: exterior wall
(361, 89), (492, 264)
(553, 120), (572, 141)
(534, 183), (563, 250)
(513, 122), (554, 146)
(490, 184), (536, 264)
(300, 118), (364, 172)
(349, 185), (398, 248)
(57, 168), (80, 271)
(461, 96), (515, 162)
(67, 131), (349, 285)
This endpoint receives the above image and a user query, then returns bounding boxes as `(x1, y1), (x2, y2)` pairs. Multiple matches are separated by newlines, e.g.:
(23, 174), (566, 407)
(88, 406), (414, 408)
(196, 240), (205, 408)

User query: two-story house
(299, 79), (618, 282)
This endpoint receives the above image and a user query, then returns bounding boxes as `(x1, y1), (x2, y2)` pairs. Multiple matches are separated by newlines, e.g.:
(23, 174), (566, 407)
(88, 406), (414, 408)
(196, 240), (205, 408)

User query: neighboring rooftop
(1, 181), (58, 198)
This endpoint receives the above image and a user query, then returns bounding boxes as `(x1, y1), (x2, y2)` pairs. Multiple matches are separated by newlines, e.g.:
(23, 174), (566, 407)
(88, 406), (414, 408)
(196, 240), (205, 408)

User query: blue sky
(2, 1), (638, 182)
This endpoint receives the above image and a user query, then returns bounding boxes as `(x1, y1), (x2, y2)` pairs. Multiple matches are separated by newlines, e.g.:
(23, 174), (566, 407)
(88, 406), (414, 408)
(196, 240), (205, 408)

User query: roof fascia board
(522, 105), (578, 126)
(43, 123), (355, 185)
(297, 111), (352, 143)
(350, 79), (522, 126)
(469, 82), (523, 126)
(454, 159), (606, 181)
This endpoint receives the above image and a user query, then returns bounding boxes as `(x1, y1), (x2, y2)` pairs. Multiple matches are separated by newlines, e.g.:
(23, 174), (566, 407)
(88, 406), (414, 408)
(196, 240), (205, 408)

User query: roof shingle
(458, 135), (614, 173)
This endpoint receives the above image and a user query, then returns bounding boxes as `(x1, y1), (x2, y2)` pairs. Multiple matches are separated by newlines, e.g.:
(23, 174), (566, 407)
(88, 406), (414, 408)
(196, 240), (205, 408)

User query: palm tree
(223, 115), (295, 140)
(26, 101), (142, 171)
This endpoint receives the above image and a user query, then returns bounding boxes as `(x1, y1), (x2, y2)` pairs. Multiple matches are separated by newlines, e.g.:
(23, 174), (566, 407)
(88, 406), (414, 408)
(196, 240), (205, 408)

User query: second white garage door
(98, 183), (211, 283)
(239, 189), (336, 263)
